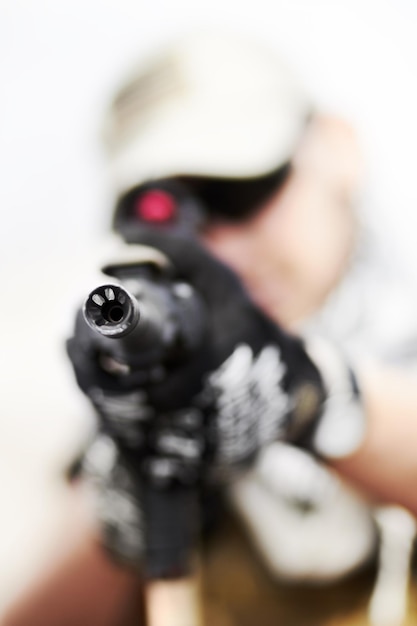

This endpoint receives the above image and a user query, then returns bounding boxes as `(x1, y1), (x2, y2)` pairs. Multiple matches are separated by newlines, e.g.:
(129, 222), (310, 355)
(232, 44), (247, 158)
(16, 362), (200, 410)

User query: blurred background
(2, 0), (417, 622)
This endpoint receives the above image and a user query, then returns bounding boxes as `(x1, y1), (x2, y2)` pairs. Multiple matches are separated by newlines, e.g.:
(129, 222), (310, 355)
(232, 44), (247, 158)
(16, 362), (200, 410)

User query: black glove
(121, 232), (328, 475)
(131, 231), (365, 469)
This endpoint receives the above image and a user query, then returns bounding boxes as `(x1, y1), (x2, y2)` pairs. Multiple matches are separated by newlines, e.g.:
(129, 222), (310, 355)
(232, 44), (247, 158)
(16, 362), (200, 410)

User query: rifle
(81, 258), (207, 624)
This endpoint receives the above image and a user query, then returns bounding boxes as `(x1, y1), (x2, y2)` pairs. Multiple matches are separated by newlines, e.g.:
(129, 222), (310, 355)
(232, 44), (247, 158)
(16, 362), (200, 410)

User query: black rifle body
(81, 267), (206, 579)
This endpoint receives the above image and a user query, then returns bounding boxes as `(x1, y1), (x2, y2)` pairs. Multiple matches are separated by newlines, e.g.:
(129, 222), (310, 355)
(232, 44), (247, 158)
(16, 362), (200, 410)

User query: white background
(1, 0), (417, 614)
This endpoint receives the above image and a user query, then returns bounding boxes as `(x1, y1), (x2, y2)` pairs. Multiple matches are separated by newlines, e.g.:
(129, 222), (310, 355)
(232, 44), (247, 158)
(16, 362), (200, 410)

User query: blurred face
(201, 118), (362, 329)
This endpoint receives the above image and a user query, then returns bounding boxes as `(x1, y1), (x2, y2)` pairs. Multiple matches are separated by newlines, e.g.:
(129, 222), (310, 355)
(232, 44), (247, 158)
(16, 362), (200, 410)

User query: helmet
(103, 32), (313, 200)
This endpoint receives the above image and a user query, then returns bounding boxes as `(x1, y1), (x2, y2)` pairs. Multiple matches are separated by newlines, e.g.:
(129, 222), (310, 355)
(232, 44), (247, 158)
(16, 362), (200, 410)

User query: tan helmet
(102, 32), (313, 199)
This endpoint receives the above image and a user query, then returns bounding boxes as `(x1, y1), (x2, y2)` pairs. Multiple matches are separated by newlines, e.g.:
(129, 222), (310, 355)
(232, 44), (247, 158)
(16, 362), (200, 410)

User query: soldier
(9, 32), (417, 626)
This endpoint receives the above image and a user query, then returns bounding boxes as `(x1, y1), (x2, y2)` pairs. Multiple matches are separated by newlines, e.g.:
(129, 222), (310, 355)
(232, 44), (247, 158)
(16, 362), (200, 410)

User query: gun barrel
(83, 283), (140, 339)
(82, 281), (172, 367)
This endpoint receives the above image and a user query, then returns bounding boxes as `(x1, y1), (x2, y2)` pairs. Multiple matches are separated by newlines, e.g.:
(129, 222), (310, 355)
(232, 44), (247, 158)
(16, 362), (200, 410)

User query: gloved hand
(132, 231), (366, 467)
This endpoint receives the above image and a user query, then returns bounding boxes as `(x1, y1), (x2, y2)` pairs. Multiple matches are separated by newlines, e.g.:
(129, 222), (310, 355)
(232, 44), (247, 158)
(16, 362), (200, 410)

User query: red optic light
(134, 190), (177, 223)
